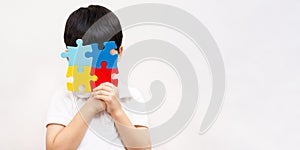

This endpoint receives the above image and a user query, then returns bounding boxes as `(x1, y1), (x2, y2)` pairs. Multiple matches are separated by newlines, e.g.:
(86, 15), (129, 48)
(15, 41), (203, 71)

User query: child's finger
(102, 82), (118, 93)
(93, 84), (112, 92)
(95, 90), (111, 96)
(94, 86), (112, 92)
(100, 82), (115, 89)
(94, 95), (108, 101)
(104, 82), (116, 88)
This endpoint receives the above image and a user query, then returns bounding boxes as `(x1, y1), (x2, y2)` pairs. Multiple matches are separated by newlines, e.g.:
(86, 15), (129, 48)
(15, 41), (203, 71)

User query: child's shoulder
(118, 81), (144, 100)
(48, 84), (76, 110)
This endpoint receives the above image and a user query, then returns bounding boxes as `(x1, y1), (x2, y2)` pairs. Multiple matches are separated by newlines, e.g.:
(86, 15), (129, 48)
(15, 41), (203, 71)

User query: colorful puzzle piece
(62, 39), (119, 93)
(90, 61), (119, 89)
(61, 47), (76, 66)
(66, 66), (98, 92)
(85, 41), (118, 69)
(61, 39), (93, 72)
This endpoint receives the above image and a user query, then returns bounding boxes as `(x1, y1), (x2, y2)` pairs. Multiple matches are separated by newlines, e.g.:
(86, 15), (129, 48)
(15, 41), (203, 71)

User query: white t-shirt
(45, 82), (149, 150)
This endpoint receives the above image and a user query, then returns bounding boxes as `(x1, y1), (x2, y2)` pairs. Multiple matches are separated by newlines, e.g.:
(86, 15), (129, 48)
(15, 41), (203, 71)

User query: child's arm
(113, 110), (152, 150)
(93, 83), (152, 150)
(46, 97), (106, 150)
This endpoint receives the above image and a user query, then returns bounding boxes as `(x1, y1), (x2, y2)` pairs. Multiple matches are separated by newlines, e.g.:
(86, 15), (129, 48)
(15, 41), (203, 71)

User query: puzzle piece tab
(85, 41), (118, 69)
(62, 39), (93, 72)
(90, 61), (118, 89)
(61, 47), (76, 66)
(66, 66), (98, 92)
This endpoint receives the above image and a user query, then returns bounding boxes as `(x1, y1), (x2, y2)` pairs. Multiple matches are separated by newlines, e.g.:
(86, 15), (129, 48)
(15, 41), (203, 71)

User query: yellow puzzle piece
(66, 66), (98, 92)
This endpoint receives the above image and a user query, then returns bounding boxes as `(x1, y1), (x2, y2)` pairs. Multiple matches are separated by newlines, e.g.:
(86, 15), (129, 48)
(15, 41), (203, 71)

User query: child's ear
(117, 45), (123, 62)
(118, 45), (123, 55)
(64, 49), (69, 61)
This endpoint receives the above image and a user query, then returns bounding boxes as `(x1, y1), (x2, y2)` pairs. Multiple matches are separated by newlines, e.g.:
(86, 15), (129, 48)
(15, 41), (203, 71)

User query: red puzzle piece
(90, 61), (118, 89)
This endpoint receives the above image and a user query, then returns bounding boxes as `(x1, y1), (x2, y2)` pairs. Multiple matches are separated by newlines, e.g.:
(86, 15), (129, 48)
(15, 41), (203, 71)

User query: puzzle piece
(85, 41), (118, 69)
(90, 61), (118, 89)
(84, 43), (102, 68)
(61, 39), (93, 72)
(66, 66), (98, 92)
(61, 47), (76, 66)
(62, 39), (119, 93)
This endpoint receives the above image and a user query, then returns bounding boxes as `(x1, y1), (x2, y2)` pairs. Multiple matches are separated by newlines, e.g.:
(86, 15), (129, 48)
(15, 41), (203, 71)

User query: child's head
(64, 5), (123, 52)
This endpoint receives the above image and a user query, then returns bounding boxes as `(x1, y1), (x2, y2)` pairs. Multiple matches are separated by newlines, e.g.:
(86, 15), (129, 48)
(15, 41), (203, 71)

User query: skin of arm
(93, 82), (152, 150)
(46, 97), (106, 150)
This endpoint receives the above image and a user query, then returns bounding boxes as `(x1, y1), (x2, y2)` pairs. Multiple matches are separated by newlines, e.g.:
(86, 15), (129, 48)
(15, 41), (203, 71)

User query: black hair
(64, 5), (123, 50)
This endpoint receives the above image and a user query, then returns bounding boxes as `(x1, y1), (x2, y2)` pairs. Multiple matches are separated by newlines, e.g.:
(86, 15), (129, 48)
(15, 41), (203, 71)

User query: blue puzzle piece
(61, 46), (77, 66)
(85, 43), (102, 68)
(98, 41), (118, 68)
(85, 41), (118, 69)
(63, 39), (93, 72)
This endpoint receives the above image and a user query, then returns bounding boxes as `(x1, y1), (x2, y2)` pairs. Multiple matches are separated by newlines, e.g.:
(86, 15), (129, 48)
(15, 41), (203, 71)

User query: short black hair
(64, 5), (123, 50)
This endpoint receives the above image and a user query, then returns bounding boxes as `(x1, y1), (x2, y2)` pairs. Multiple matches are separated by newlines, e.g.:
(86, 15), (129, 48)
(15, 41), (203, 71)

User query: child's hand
(92, 82), (122, 116)
(86, 96), (107, 114)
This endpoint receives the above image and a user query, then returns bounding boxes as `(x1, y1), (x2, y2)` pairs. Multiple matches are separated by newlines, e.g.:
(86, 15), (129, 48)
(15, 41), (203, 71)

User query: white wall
(0, 0), (299, 149)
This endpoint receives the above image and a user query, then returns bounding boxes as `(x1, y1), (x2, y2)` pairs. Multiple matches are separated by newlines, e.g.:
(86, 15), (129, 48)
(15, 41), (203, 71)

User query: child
(46, 5), (151, 150)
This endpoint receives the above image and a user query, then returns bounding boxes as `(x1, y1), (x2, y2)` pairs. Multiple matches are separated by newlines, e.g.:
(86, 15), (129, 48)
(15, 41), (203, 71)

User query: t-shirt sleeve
(45, 88), (74, 127)
(122, 88), (150, 128)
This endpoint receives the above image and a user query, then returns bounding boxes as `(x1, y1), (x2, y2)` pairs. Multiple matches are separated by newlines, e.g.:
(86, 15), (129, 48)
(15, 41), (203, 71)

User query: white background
(0, 0), (299, 149)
